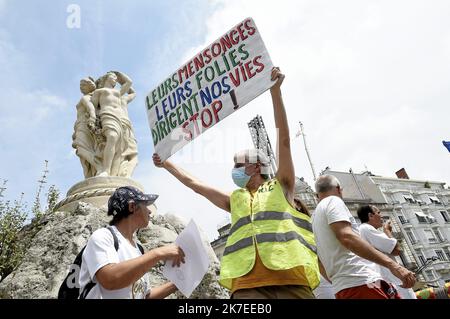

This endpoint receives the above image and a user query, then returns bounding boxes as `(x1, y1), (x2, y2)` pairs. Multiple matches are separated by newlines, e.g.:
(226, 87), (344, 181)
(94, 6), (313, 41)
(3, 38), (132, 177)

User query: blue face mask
(231, 167), (251, 188)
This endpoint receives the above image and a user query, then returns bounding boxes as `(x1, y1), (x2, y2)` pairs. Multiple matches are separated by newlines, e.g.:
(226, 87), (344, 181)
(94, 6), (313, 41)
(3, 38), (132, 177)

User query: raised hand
(270, 66), (285, 92)
(152, 153), (165, 168)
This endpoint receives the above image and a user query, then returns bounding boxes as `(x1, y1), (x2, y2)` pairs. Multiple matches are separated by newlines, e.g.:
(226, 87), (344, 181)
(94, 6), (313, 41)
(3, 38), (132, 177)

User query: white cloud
(0, 89), (69, 130)
(143, 0), (450, 240)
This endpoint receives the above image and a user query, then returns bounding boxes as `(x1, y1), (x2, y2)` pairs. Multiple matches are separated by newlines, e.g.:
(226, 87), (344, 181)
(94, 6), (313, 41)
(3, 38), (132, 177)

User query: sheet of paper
(162, 219), (210, 298)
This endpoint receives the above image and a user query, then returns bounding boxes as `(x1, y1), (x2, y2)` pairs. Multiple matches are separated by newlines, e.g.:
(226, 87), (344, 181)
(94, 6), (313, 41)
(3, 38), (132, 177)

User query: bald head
(315, 175), (342, 198)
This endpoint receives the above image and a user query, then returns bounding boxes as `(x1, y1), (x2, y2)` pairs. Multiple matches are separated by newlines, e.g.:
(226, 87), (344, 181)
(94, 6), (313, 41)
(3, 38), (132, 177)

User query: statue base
(54, 176), (145, 212)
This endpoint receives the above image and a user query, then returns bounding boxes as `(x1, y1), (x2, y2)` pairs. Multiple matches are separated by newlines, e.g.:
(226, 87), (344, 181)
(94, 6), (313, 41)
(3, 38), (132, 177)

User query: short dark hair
(357, 205), (374, 223)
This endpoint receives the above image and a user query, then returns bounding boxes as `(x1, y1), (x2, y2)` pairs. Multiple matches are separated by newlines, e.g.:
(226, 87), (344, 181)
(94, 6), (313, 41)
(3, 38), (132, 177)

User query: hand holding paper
(162, 220), (210, 298)
(156, 243), (185, 267)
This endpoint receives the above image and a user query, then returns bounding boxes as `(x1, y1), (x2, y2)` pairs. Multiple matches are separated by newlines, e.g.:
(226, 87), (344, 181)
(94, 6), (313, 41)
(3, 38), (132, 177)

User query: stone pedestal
(54, 176), (145, 212)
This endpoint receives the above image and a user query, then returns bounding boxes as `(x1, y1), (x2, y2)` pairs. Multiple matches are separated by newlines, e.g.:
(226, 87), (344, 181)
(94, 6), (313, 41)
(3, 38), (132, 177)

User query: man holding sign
(153, 68), (320, 299)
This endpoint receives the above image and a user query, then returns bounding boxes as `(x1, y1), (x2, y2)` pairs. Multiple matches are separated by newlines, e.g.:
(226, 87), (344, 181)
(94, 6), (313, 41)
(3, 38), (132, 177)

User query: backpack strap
(79, 281), (96, 299)
(78, 227), (120, 299)
(106, 226), (119, 251)
(107, 225), (144, 254)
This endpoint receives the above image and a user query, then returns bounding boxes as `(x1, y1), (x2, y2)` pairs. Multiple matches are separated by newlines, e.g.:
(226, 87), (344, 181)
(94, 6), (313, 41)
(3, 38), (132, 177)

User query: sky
(0, 0), (449, 241)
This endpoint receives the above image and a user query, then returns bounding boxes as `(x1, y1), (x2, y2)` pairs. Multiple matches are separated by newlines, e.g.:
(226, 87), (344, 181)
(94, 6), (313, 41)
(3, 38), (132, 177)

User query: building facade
(325, 169), (450, 288)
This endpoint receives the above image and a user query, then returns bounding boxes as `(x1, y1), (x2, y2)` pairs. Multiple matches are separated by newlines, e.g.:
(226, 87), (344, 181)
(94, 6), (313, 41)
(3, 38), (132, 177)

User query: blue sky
(1, 1), (450, 240)
(0, 0), (215, 212)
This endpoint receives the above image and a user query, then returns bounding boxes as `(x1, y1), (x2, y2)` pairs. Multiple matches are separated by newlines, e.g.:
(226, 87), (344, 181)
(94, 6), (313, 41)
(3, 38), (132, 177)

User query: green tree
(45, 185), (60, 215)
(31, 160), (60, 223)
(0, 161), (60, 282)
(0, 181), (27, 281)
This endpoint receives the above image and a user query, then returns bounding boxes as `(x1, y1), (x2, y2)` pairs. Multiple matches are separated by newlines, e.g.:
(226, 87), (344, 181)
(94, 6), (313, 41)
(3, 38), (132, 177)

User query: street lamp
(414, 256), (439, 275)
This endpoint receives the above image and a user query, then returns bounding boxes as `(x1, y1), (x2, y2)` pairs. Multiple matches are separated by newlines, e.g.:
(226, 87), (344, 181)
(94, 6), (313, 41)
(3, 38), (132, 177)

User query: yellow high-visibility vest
(219, 178), (320, 290)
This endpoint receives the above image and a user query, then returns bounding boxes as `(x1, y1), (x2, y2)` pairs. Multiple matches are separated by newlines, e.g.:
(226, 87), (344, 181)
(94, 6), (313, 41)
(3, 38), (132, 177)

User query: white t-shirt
(312, 196), (382, 294)
(313, 275), (335, 299)
(359, 223), (417, 299)
(79, 226), (151, 299)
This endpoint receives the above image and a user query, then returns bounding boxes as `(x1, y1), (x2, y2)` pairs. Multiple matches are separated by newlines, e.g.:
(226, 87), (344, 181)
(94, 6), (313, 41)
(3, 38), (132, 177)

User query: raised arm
(124, 87), (137, 104)
(330, 221), (416, 288)
(271, 67), (295, 202)
(153, 154), (231, 213)
(112, 71), (133, 96)
(383, 220), (401, 256)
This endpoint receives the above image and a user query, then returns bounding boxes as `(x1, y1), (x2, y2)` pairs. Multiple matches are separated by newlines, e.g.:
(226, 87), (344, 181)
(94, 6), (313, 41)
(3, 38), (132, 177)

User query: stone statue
(72, 77), (103, 178)
(72, 71), (138, 179)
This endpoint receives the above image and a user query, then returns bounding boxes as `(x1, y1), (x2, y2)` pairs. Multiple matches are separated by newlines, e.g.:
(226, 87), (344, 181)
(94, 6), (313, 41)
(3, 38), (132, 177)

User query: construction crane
(297, 121), (317, 181)
(247, 115), (277, 178)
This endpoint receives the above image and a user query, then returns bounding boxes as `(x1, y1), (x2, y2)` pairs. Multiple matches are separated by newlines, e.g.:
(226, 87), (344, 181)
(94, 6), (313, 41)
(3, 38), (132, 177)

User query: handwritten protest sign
(146, 17), (274, 161)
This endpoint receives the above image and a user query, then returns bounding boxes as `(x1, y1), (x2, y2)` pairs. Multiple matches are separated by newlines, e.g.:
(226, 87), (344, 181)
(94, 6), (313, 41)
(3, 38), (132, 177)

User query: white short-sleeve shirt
(359, 223), (417, 299)
(78, 226), (151, 299)
(312, 196), (382, 294)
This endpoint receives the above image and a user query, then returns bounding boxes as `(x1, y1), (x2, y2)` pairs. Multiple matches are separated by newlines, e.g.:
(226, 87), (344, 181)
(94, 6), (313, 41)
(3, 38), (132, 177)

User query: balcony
(404, 262), (418, 270)
(433, 262), (450, 274)
(410, 240), (423, 248)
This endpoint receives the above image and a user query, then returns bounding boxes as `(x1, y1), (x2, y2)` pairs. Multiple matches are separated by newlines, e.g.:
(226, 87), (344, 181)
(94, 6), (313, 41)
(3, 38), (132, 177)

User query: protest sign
(146, 17), (274, 161)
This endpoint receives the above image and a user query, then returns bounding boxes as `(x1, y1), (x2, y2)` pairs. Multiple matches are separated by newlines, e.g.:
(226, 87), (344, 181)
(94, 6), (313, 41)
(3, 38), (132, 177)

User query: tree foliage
(0, 181), (27, 281)
(0, 161), (60, 282)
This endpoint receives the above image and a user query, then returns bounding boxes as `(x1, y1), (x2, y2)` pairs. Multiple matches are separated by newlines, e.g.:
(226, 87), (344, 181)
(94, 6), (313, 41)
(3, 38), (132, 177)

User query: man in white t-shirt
(79, 186), (185, 299)
(311, 175), (416, 299)
(357, 205), (417, 299)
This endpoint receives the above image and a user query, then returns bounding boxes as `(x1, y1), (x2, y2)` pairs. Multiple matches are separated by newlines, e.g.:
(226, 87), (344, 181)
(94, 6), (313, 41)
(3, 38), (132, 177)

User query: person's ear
(128, 201), (136, 213)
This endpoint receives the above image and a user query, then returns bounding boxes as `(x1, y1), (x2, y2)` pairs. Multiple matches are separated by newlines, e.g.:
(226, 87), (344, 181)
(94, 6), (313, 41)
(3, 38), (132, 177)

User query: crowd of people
(76, 67), (424, 299)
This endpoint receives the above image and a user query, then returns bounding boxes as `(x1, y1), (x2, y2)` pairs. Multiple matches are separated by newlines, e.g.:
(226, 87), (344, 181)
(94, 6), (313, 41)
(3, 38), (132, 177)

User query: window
(398, 215), (408, 224)
(415, 211), (428, 223)
(415, 249), (426, 265)
(416, 199), (425, 205)
(424, 229), (437, 243)
(429, 196), (441, 204)
(440, 211), (450, 222)
(425, 270), (435, 281)
(427, 215), (437, 224)
(432, 228), (445, 242)
(403, 194), (416, 204)
(435, 250), (446, 261)
(445, 249), (450, 261)
(406, 230), (418, 244)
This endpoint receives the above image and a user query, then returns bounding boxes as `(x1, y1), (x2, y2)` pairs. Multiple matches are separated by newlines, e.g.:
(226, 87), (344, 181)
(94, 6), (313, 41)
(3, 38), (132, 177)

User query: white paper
(162, 219), (210, 298)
